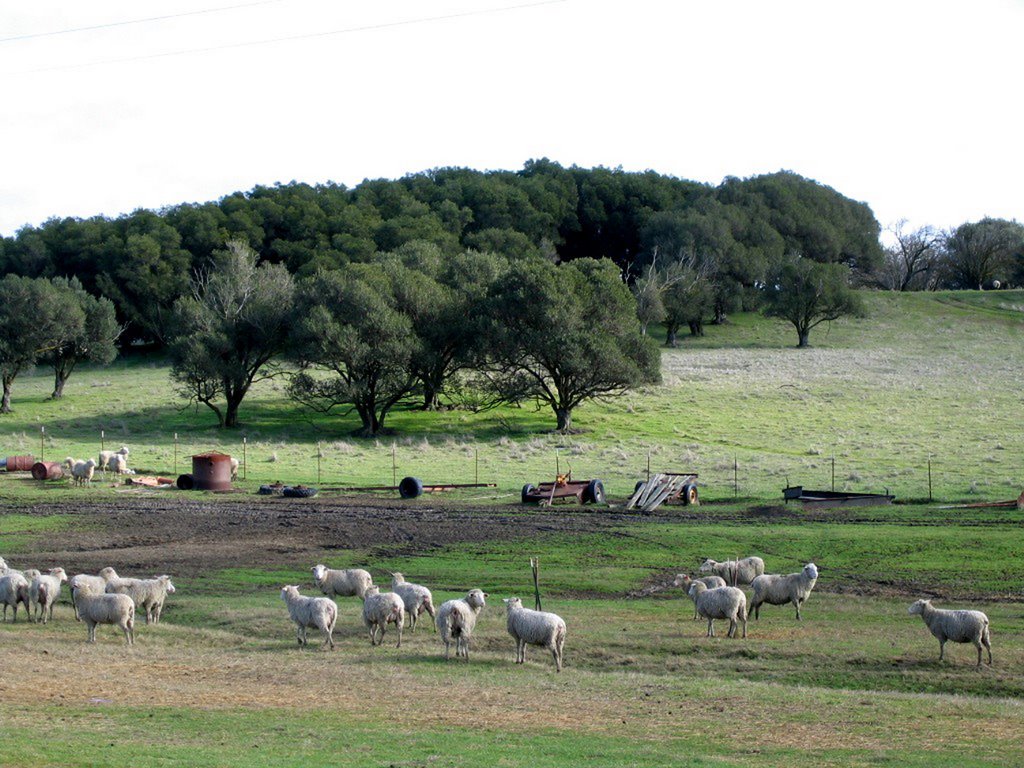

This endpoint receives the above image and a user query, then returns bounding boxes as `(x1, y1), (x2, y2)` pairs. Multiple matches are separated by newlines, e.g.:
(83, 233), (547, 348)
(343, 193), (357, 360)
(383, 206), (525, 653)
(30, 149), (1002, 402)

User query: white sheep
(390, 572), (436, 632)
(230, 457), (240, 481)
(687, 582), (747, 638)
(908, 599), (992, 667)
(107, 454), (133, 475)
(361, 585), (405, 647)
(503, 597), (567, 672)
(72, 585), (135, 644)
(699, 556), (765, 586)
(0, 573), (31, 622)
(749, 563), (819, 620)
(63, 457), (98, 486)
(311, 564), (373, 600)
(70, 567), (120, 620)
(98, 446), (129, 472)
(30, 567), (68, 624)
(106, 575), (176, 624)
(673, 573), (727, 620)
(437, 589), (488, 661)
(280, 585), (337, 649)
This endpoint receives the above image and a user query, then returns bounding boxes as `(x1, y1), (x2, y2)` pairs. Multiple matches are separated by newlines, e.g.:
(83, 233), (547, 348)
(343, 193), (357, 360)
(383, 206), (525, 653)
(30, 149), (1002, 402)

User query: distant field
(0, 289), (1022, 503)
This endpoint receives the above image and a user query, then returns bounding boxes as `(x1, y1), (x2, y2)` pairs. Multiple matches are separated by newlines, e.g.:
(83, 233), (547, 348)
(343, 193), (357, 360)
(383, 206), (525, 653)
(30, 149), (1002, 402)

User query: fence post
(174, 433), (178, 476)
(40, 426), (45, 462)
(928, 459), (933, 503)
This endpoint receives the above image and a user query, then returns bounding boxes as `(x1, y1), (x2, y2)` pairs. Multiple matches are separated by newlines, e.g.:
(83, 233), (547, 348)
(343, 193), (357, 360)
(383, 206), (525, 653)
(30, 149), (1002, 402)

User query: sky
(1, 0), (1021, 238)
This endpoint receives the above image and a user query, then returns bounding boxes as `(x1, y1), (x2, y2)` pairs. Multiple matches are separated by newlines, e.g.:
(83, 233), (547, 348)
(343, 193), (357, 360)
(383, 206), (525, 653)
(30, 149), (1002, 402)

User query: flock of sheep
(59, 446), (240, 485)
(0, 553), (994, 670)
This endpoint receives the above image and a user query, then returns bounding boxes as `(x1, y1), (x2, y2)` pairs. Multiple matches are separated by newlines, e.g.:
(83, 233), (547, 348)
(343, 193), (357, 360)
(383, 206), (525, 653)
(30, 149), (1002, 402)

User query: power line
(5, 0), (567, 76)
(0, 0), (291, 45)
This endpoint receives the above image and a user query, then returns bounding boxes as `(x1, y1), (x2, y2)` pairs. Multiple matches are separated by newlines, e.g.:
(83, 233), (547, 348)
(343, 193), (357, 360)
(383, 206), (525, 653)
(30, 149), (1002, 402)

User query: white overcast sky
(1, 0), (1021, 238)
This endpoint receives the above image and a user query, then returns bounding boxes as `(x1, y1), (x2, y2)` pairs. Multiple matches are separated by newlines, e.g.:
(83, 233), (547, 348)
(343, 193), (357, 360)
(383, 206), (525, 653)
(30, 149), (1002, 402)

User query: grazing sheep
(749, 563), (819, 620)
(361, 585), (405, 647)
(437, 589), (488, 661)
(106, 575), (176, 625)
(687, 582), (747, 639)
(503, 597), (567, 672)
(63, 457), (98, 486)
(311, 564), (373, 600)
(699, 556), (765, 586)
(72, 586), (135, 644)
(280, 585), (337, 649)
(30, 567), (68, 624)
(107, 454), (133, 475)
(673, 573), (727, 620)
(98, 446), (129, 472)
(390, 572), (436, 632)
(70, 568), (120, 620)
(908, 599), (992, 667)
(0, 573), (31, 622)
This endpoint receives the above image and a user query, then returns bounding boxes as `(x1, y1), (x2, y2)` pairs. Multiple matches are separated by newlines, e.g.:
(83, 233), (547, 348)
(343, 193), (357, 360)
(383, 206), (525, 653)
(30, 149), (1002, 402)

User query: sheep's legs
(938, 640), (945, 661)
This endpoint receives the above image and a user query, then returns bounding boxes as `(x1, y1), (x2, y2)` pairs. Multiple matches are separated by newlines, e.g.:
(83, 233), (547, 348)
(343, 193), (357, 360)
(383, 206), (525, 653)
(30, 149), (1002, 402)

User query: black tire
(398, 476), (424, 499)
(682, 483), (699, 505)
(257, 484), (275, 496)
(633, 480), (646, 495)
(176, 474), (195, 491)
(521, 483), (537, 504)
(584, 479), (606, 505)
(283, 485), (318, 498)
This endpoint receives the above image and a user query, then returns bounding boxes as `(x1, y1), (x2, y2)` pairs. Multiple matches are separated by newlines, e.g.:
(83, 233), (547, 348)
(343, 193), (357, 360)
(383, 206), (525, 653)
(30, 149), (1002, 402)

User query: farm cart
(521, 473), (606, 505)
(627, 472), (699, 512)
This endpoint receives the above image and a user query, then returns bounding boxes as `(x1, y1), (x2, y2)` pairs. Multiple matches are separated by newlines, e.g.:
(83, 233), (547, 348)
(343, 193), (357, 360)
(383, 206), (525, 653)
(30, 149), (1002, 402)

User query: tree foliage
(762, 257), (864, 348)
(45, 277), (120, 399)
(940, 218), (1024, 290)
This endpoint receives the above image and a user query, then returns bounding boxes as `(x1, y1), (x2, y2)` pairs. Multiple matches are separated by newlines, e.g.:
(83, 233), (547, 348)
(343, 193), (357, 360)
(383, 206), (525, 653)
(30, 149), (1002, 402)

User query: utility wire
(5, 0), (567, 76)
(0, 0), (291, 44)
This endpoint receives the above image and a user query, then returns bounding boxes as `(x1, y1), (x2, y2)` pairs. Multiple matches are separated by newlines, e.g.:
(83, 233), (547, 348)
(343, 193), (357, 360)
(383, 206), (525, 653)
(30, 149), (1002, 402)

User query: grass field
(1, 289), (1023, 767)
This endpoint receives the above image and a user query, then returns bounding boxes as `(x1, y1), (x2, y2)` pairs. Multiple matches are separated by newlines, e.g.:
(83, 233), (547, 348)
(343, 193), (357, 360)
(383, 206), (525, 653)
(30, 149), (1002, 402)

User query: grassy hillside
(1, 289), (1022, 502)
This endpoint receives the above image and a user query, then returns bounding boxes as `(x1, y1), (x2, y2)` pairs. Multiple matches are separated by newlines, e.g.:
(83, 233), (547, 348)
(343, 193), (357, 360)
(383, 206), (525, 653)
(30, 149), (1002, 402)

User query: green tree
(488, 257), (660, 432)
(940, 218), (1024, 290)
(762, 257), (863, 348)
(288, 265), (419, 436)
(45, 277), (120, 399)
(168, 241), (295, 428)
(0, 276), (68, 413)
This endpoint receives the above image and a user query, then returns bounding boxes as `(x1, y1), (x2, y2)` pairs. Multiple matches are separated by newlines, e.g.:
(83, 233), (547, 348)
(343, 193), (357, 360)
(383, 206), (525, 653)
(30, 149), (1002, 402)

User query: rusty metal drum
(190, 452), (233, 491)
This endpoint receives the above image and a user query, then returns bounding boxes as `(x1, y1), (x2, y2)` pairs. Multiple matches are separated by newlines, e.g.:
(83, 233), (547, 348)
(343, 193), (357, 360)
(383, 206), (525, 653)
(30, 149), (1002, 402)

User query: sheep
(63, 457), (97, 486)
(280, 585), (337, 649)
(311, 564), (373, 600)
(106, 575), (176, 625)
(687, 582), (747, 638)
(503, 597), (567, 672)
(361, 585), (405, 647)
(390, 572), (436, 632)
(698, 556), (765, 586)
(0, 573), (31, 622)
(749, 563), (819, 620)
(437, 589), (488, 661)
(72, 585), (134, 644)
(908, 599), (992, 667)
(30, 567), (68, 624)
(70, 567), (119, 620)
(98, 446), (129, 472)
(673, 573), (727, 620)
(230, 457), (240, 481)
(107, 454), (134, 475)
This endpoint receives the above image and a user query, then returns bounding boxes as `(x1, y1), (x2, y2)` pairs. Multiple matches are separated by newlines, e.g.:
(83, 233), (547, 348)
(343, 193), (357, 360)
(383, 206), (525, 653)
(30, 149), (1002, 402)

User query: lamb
(72, 585), (134, 644)
(698, 556), (765, 586)
(908, 599), (992, 667)
(30, 567), (68, 624)
(687, 582), (747, 638)
(106, 575), (176, 624)
(673, 573), (727, 620)
(390, 572), (436, 632)
(361, 585), (405, 647)
(749, 563), (819, 620)
(0, 573), (31, 622)
(70, 567), (119, 620)
(63, 457), (98, 486)
(98, 446), (129, 472)
(437, 589), (488, 661)
(503, 597), (567, 672)
(280, 585), (337, 649)
(311, 564), (373, 600)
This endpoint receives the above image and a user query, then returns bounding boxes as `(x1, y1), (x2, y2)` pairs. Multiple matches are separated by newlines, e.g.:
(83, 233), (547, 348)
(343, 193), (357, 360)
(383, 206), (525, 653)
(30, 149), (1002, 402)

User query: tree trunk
(664, 323), (679, 348)
(797, 330), (810, 348)
(421, 381), (441, 411)
(356, 404), (383, 436)
(688, 320), (704, 337)
(224, 399), (240, 428)
(555, 407), (572, 432)
(51, 374), (67, 400)
(1, 380), (12, 414)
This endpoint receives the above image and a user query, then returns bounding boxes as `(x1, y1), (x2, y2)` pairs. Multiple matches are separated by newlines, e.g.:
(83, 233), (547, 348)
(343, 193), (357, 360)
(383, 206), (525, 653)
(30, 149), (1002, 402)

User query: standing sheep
(749, 563), (819, 620)
(698, 556), (765, 586)
(361, 585), (405, 647)
(0, 573), (31, 621)
(437, 589), (488, 661)
(280, 585), (337, 649)
(687, 582), (747, 638)
(98, 446), (129, 472)
(106, 575), (176, 624)
(70, 567), (120, 620)
(107, 454), (133, 475)
(390, 572), (436, 632)
(311, 564), (373, 600)
(63, 458), (98, 486)
(229, 457), (240, 481)
(908, 599), (992, 667)
(673, 573), (727, 620)
(503, 597), (567, 672)
(30, 567), (68, 624)
(72, 585), (135, 644)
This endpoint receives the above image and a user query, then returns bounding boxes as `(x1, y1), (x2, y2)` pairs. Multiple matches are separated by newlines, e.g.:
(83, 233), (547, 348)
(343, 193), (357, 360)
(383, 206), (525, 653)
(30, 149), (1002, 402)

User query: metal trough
(783, 486), (894, 508)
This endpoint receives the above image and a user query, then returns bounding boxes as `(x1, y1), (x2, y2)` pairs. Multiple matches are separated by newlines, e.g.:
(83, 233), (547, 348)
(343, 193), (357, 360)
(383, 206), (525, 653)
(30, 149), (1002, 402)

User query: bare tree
(878, 220), (943, 291)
